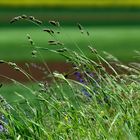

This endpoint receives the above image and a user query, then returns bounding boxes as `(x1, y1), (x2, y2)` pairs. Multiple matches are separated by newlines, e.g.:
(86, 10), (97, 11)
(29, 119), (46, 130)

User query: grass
(0, 51), (140, 139)
(0, 26), (140, 62)
(0, 17), (140, 139)
(0, 83), (38, 103)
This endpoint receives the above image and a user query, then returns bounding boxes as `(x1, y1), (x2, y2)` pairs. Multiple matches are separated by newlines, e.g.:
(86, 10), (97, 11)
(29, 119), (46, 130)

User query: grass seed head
(10, 17), (18, 24)
(48, 40), (58, 45)
(87, 31), (90, 36)
(21, 14), (27, 19)
(77, 23), (83, 30)
(43, 28), (54, 34)
(29, 39), (34, 45)
(0, 60), (5, 63)
(48, 40), (56, 43)
(49, 20), (60, 27)
(27, 34), (31, 39)
(29, 16), (35, 20)
(10, 15), (26, 24)
(88, 46), (98, 54)
(57, 41), (64, 46)
(56, 48), (67, 52)
(18, 16), (22, 19)
(8, 62), (17, 67)
(77, 23), (85, 34)
(27, 34), (35, 45)
(48, 40), (64, 46)
(14, 67), (20, 71)
(33, 19), (42, 25)
(10, 19), (15, 24)
(32, 50), (37, 56)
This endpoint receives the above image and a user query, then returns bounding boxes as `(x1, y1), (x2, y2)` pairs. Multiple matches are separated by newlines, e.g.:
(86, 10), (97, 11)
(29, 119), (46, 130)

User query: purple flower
(74, 72), (81, 77)
(74, 71), (110, 104)
(74, 71), (92, 98)
(82, 89), (92, 98)
(74, 72), (85, 83)
(1, 114), (8, 124)
(0, 124), (4, 132)
(79, 78), (84, 83)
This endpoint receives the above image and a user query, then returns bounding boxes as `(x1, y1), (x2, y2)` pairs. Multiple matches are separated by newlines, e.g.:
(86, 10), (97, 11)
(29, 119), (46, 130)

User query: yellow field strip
(1, 0), (140, 7)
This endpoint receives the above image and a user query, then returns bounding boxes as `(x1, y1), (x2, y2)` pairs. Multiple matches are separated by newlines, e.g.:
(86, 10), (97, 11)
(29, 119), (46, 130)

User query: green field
(1, 26), (140, 62)
(0, 83), (38, 103)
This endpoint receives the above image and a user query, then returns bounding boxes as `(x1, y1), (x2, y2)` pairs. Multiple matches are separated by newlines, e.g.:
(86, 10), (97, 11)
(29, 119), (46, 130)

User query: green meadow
(0, 26), (140, 62)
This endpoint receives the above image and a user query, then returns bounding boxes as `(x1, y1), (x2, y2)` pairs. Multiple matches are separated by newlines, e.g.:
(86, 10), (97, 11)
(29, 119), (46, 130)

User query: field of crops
(1, 0), (140, 7)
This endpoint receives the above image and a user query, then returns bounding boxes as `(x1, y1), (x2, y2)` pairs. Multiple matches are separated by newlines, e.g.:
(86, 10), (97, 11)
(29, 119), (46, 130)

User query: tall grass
(0, 15), (140, 139)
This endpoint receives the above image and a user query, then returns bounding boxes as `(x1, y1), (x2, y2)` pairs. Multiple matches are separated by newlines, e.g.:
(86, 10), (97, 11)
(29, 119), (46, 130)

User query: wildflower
(81, 89), (92, 98)
(74, 72), (84, 83)
(0, 124), (4, 132)
(74, 72), (92, 98)
(0, 96), (10, 133)
(64, 115), (68, 122)
(0, 115), (8, 132)
(100, 111), (105, 117)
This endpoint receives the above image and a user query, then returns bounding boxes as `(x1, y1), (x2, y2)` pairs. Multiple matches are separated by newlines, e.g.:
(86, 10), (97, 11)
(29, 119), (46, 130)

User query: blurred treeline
(0, 0), (140, 27)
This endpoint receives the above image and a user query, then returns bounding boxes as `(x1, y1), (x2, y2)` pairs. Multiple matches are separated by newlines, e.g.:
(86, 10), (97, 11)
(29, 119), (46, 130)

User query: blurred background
(0, 0), (140, 82)
(1, 0), (140, 60)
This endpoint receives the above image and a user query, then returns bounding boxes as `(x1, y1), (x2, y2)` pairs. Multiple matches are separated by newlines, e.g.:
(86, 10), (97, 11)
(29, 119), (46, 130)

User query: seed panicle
(21, 14), (27, 19)
(29, 16), (35, 20)
(88, 46), (98, 54)
(43, 28), (54, 34)
(77, 23), (83, 30)
(48, 40), (64, 46)
(49, 20), (60, 27)
(10, 15), (42, 25)
(10, 16), (20, 24)
(33, 19), (42, 25)
(56, 48), (68, 52)
(0, 60), (5, 63)
(27, 34), (35, 46)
